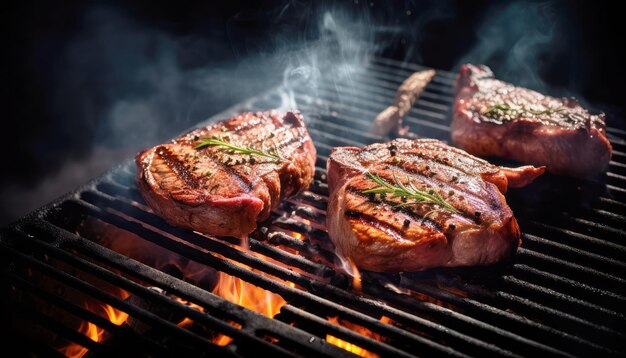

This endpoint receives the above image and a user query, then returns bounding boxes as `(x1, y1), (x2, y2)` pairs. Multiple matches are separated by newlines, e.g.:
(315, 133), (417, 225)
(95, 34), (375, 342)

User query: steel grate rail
(2, 57), (625, 357)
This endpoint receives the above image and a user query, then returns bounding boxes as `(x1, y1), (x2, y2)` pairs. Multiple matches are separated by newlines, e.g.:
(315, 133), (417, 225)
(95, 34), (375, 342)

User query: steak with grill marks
(452, 64), (612, 178)
(326, 138), (544, 272)
(136, 111), (316, 237)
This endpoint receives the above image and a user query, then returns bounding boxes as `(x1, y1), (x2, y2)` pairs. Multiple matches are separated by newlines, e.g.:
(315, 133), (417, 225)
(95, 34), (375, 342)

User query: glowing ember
(326, 316), (387, 358)
(213, 333), (234, 347)
(59, 302), (128, 358)
(211, 271), (288, 345)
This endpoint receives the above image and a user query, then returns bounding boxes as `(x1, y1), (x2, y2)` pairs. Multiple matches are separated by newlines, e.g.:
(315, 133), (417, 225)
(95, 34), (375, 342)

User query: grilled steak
(326, 138), (543, 272)
(136, 111), (316, 237)
(452, 64), (612, 178)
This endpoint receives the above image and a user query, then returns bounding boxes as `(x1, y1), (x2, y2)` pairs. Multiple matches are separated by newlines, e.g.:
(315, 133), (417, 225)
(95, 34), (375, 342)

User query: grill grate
(2, 57), (625, 357)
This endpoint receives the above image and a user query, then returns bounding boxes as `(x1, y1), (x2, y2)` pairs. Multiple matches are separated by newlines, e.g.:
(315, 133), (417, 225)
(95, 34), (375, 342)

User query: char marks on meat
(327, 138), (543, 272)
(136, 111), (316, 237)
(452, 64), (612, 178)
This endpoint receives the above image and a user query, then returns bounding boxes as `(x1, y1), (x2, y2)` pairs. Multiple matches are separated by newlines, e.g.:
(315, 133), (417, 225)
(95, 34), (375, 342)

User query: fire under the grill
(2, 57), (625, 357)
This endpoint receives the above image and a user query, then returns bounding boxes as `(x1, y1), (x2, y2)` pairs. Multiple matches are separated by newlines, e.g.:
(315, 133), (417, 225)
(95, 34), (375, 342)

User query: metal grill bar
(277, 305), (415, 358)
(7, 296), (114, 356)
(70, 190), (477, 357)
(2, 56), (625, 357)
(1, 269), (167, 356)
(46, 177), (520, 358)
(391, 276), (613, 355)
(2, 232), (237, 356)
(4, 221), (350, 357)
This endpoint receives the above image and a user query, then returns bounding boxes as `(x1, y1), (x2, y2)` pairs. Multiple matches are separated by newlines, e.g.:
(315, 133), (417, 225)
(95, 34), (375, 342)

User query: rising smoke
(457, 1), (557, 93)
(0, 2), (381, 224)
(1, 1), (606, 225)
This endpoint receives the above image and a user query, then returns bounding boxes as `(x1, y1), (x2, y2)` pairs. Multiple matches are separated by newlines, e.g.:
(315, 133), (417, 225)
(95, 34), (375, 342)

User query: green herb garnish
(482, 103), (566, 119)
(194, 137), (283, 162)
(362, 172), (459, 213)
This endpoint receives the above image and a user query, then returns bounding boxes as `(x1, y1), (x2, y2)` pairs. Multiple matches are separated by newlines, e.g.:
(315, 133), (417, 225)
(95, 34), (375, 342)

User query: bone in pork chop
(326, 138), (543, 272)
(452, 64), (612, 178)
(136, 111), (316, 237)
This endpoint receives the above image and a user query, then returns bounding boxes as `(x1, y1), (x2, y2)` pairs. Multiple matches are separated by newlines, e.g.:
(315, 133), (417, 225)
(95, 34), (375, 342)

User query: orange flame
(174, 296), (208, 331)
(72, 220), (295, 350)
(337, 256), (362, 292)
(59, 320), (100, 358)
(211, 271), (288, 345)
(59, 302), (128, 358)
(102, 304), (129, 326)
(348, 259), (362, 292)
(325, 316), (391, 358)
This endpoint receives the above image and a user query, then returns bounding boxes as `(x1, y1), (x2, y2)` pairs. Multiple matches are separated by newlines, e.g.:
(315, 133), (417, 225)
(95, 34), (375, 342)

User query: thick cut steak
(136, 111), (316, 237)
(452, 64), (612, 178)
(327, 138), (543, 272)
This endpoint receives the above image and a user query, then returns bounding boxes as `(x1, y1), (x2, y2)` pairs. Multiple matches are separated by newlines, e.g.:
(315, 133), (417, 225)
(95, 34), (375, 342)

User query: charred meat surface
(452, 64), (612, 178)
(136, 111), (316, 237)
(326, 138), (543, 272)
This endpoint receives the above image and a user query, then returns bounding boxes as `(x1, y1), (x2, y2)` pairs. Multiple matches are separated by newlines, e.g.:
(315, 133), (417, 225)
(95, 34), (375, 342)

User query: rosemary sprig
(362, 172), (459, 214)
(482, 103), (566, 119)
(194, 137), (283, 162)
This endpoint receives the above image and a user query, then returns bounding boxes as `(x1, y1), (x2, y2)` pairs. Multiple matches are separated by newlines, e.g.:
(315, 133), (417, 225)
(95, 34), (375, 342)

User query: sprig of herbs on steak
(362, 172), (459, 213)
(482, 103), (566, 119)
(194, 136), (284, 163)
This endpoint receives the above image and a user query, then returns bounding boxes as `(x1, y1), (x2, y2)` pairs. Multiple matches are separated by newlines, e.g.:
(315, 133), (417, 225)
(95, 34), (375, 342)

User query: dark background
(2, 0), (623, 226)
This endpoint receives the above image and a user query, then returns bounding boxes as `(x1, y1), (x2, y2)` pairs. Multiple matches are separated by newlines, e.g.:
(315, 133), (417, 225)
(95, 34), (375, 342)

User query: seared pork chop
(136, 111), (316, 237)
(327, 138), (543, 272)
(452, 64), (612, 178)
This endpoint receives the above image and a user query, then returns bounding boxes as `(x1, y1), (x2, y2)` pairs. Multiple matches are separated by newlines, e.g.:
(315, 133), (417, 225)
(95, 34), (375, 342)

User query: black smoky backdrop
(2, 0), (624, 226)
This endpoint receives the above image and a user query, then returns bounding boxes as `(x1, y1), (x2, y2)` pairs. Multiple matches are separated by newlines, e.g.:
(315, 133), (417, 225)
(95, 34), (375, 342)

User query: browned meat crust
(136, 111), (316, 237)
(452, 64), (612, 178)
(327, 138), (543, 272)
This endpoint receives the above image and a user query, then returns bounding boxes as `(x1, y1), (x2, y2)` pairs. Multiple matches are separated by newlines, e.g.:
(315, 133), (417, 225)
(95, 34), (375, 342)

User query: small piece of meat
(326, 138), (543, 272)
(370, 69), (436, 136)
(136, 111), (316, 237)
(452, 64), (612, 178)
